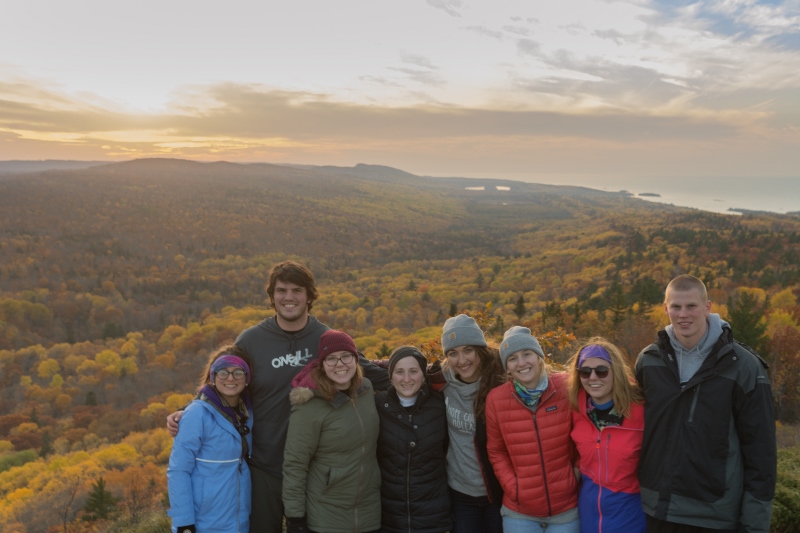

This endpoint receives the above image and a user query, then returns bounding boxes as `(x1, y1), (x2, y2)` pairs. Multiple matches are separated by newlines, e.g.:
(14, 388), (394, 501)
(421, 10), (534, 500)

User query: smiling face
(505, 349), (542, 389)
(272, 280), (309, 330)
(392, 356), (424, 399)
(579, 357), (614, 405)
(445, 345), (481, 383)
(213, 366), (247, 405)
(665, 287), (712, 349)
(323, 350), (357, 390)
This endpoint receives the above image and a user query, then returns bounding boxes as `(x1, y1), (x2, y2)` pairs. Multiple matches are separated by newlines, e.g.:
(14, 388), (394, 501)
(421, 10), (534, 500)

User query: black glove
(176, 526), (196, 533)
(285, 515), (310, 533)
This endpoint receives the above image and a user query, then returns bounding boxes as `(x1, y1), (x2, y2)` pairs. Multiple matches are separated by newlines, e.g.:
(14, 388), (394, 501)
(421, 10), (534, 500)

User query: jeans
(450, 488), (503, 533)
(502, 515), (580, 533)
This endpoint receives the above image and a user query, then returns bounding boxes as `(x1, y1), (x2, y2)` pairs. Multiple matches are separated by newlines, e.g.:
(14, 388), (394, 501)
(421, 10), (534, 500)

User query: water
(521, 176), (800, 215)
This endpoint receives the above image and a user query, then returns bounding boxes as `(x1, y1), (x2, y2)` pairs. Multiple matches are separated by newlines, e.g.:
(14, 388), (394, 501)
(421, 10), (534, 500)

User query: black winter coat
(375, 385), (452, 533)
(635, 328), (776, 532)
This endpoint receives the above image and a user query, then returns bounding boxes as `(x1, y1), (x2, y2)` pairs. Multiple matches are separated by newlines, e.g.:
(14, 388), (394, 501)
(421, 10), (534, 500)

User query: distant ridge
(0, 159), (111, 174)
(283, 162), (422, 182)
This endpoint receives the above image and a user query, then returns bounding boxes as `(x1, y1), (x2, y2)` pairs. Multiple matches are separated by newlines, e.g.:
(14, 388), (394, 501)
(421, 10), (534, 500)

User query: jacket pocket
(673, 415), (728, 501)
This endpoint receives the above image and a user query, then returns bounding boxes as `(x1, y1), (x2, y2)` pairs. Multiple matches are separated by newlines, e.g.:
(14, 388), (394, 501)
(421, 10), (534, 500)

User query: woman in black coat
(375, 346), (451, 533)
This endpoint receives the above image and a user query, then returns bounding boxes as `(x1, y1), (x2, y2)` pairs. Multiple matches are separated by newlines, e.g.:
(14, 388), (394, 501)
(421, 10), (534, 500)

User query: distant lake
(522, 176), (800, 215)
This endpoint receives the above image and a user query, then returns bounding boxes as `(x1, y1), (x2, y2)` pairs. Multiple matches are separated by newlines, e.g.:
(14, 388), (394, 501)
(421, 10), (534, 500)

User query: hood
(289, 386), (317, 406)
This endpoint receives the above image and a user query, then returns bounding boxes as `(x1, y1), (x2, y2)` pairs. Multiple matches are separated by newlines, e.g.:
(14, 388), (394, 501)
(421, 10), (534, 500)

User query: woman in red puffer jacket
(485, 326), (580, 533)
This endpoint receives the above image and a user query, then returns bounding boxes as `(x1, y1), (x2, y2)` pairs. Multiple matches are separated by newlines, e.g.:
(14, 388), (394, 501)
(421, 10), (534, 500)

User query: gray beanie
(441, 314), (487, 353)
(499, 326), (544, 369)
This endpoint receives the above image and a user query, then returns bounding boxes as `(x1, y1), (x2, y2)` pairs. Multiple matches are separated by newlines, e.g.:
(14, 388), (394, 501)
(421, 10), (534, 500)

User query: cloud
(401, 53), (439, 70)
(463, 25), (504, 40)
(0, 76), (755, 144)
(426, 0), (465, 18)
(517, 38), (542, 56)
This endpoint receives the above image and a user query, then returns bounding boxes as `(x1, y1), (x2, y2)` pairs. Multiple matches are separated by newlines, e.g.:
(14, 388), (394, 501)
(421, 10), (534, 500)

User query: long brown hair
(567, 337), (641, 418)
(311, 360), (364, 402)
(444, 344), (507, 420)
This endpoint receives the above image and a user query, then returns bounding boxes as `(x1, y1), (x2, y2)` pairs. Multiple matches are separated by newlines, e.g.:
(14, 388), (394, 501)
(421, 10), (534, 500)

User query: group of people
(166, 261), (777, 533)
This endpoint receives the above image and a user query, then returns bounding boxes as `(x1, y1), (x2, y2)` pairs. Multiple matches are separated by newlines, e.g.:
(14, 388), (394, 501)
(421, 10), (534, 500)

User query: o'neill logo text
(271, 348), (315, 368)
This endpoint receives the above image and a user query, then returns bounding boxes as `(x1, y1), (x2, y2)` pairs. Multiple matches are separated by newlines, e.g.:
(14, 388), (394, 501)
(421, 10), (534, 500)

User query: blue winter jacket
(168, 398), (253, 533)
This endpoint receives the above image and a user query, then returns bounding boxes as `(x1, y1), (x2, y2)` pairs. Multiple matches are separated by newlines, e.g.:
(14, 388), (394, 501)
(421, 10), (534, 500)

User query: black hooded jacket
(635, 327), (776, 532)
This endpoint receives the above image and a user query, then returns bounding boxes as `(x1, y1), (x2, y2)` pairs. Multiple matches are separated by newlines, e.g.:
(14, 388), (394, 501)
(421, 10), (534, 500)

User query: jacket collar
(386, 384), (430, 411)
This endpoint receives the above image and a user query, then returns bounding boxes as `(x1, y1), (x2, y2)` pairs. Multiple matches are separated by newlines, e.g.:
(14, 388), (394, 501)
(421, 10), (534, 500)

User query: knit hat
(318, 329), (359, 361)
(388, 346), (428, 376)
(499, 326), (544, 369)
(441, 314), (487, 353)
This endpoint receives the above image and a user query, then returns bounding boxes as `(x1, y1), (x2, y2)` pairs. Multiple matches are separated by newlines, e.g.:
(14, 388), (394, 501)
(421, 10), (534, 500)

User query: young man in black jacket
(635, 275), (775, 533)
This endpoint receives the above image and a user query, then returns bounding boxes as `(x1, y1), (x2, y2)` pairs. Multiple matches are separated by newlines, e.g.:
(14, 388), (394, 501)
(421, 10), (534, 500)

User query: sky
(1, 0), (799, 181)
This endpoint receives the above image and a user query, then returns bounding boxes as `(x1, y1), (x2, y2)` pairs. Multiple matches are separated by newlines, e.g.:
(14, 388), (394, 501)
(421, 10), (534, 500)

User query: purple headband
(210, 355), (251, 385)
(577, 344), (612, 367)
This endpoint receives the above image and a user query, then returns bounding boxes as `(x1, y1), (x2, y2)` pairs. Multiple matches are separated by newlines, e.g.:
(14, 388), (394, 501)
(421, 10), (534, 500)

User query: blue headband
(577, 344), (612, 367)
(211, 355), (251, 385)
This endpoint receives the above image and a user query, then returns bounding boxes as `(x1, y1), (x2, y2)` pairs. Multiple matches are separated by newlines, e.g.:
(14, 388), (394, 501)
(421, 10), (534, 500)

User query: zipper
(688, 383), (701, 423)
(532, 412), (553, 516)
(351, 396), (366, 532)
(595, 431), (602, 533)
(407, 412), (413, 533)
(237, 457), (242, 533)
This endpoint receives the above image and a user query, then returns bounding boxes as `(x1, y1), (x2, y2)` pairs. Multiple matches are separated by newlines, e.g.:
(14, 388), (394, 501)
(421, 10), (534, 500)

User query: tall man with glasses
(168, 261), (389, 532)
(634, 275), (776, 533)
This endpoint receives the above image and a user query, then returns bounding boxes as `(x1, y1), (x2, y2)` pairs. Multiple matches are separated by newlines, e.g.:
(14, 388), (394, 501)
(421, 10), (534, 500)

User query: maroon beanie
(318, 330), (358, 360)
(291, 330), (359, 389)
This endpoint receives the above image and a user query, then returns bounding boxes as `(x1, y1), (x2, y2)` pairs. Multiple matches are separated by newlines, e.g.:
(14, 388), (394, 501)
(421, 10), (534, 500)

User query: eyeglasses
(323, 353), (354, 367)
(578, 365), (610, 379)
(215, 369), (247, 380)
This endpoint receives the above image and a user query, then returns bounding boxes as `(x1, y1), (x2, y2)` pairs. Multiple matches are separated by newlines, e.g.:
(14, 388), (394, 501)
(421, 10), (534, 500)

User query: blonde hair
(567, 337), (641, 418)
(312, 360), (364, 402)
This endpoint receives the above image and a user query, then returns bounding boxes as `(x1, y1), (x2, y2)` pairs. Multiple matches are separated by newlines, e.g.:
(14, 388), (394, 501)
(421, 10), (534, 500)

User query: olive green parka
(283, 377), (381, 533)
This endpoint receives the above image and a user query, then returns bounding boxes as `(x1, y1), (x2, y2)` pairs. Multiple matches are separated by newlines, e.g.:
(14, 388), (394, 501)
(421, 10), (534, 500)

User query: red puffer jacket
(485, 372), (578, 518)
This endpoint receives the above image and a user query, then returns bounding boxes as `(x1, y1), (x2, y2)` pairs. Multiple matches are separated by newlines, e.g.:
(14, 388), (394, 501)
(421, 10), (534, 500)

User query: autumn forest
(1, 159), (800, 532)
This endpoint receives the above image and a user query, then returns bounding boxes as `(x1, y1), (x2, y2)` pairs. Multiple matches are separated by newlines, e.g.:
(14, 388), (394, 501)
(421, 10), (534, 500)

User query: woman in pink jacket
(568, 338), (645, 533)
(486, 326), (580, 533)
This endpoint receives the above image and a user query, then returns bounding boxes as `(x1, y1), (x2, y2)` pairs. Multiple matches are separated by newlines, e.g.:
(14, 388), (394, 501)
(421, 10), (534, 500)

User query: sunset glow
(1, 0), (798, 179)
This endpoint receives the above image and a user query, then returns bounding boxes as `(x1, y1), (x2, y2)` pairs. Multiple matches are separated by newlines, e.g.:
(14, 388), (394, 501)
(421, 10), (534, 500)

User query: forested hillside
(1, 159), (799, 532)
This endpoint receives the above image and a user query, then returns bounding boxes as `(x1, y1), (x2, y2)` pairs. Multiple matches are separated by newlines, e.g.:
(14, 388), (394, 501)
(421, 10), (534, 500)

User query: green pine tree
(513, 295), (526, 322)
(82, 477), (118, 521)
(728, 291), (767, 353)
(377, 343), (392, 359)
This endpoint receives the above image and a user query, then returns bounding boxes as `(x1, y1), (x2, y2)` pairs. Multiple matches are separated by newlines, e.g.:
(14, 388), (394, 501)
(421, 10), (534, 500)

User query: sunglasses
(578, 365), (610, 379)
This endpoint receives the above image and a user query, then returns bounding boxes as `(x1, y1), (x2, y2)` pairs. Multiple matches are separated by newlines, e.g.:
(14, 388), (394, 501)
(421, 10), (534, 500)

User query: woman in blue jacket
(168, 344), (254, 533)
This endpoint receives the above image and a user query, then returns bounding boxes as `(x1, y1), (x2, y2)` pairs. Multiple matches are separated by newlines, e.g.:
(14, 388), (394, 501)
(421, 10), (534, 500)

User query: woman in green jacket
(283, 329), (381, 533)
